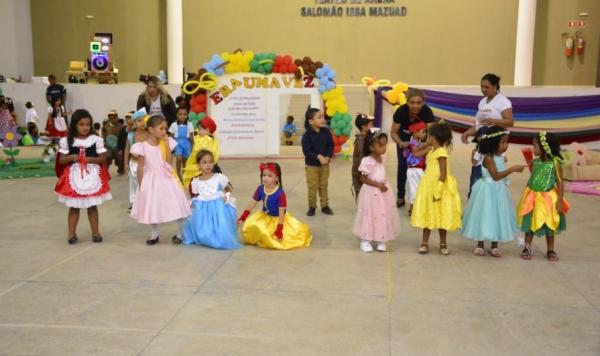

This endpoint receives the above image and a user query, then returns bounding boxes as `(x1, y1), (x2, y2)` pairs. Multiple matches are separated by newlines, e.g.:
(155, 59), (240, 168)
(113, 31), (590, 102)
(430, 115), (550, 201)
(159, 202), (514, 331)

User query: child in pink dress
(130, 115), (191, 245)
(353, 129), (400, 252)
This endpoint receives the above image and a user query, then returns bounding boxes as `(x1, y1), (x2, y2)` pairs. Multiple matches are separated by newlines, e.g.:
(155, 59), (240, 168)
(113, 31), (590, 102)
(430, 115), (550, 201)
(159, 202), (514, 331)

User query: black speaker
(91, 53), (109, 72)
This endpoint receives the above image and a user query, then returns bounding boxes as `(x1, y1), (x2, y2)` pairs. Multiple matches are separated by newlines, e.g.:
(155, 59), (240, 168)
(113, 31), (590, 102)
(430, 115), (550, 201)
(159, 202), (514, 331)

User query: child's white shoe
(377, 242), (387, 252)
(360, 240), (373, 252)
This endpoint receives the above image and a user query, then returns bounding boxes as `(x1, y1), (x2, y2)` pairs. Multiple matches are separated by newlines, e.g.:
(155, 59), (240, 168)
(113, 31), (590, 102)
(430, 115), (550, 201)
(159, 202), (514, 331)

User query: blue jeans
(396, 144), (408, 199)
(468, 165), (482, 199)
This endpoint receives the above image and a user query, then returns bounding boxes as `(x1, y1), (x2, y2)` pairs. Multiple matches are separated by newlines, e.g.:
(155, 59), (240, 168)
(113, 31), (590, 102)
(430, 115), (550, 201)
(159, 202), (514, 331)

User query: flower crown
(481, 130), (510, 140)
(539, 131), (561, 161)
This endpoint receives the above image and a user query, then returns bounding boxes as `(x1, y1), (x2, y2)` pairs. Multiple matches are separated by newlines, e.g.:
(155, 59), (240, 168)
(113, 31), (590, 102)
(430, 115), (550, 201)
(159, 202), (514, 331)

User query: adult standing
(390, 88), (435, 208)
(461, 73), (514, 196)
(136, 76), (177, 127)
(46, 74), (67, 105)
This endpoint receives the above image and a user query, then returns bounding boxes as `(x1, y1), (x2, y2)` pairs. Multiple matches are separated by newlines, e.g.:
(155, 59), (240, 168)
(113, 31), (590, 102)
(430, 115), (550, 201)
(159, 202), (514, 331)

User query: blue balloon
(326, 81), (336, 90)
(330, 70), (336, 79)
(215, 68), (225, 76)
(318, 85), (327, 94)
(320, 77), (329, 86)
(315, 68), (324, 78)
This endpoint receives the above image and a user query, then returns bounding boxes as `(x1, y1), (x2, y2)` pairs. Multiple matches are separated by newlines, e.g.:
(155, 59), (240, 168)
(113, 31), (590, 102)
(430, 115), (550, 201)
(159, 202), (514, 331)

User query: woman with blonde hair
(136, 76), (177, 126)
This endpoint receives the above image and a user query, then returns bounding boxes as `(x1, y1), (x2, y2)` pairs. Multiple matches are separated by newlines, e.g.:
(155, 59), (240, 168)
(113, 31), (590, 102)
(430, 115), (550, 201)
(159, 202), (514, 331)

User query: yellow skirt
(242, 211), (312, 250)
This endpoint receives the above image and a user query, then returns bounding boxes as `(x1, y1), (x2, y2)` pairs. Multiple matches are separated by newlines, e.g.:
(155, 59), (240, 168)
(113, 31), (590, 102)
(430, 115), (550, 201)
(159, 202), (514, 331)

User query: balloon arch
(182, 50), (353, 154)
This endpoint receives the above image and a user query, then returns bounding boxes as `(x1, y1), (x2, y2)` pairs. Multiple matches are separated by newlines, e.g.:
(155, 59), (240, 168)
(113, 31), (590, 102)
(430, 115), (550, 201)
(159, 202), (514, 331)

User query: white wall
(0, 0), (34, 82)
(0, 83), (182, 127)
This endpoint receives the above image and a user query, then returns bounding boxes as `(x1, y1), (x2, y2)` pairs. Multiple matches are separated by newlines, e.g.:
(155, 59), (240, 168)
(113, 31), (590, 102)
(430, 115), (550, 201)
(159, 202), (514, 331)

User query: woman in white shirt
(461, 73), (514, 196)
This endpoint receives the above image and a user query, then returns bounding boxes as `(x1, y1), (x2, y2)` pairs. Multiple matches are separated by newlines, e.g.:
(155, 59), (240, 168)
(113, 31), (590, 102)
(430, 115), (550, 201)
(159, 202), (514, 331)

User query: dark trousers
(396, 144), (408, 199)
(468, 165), (482, 199)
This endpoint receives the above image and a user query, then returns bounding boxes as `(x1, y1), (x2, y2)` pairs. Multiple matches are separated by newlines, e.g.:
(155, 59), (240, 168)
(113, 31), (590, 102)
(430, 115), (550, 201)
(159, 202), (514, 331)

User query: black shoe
(146, 236), (159, 245)
(306, 207), (316, 216)
(68, 234), (78, 245)
(92, 235), (103, 243)
(172, 235), (182, 244)
(321, 206), (334, 215)
(127, 205), (132, 212)
(396, 198), (406, 208)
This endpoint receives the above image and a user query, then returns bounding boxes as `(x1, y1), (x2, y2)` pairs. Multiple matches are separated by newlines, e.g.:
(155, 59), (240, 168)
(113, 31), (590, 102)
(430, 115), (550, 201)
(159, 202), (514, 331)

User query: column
(514, 0), (537, 86)
(166, 0), (183, 84)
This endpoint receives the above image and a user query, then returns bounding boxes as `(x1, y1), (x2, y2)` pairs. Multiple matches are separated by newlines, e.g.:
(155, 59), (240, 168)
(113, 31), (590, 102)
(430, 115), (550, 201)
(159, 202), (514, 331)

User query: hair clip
(369, 127), (381, 134)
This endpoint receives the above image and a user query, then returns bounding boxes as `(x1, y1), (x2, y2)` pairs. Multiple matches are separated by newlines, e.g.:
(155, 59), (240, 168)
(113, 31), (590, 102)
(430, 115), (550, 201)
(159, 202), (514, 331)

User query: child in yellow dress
(410, 122), (462, 255)
(238, 162), (312, 250)
(182, 116), (220, 187)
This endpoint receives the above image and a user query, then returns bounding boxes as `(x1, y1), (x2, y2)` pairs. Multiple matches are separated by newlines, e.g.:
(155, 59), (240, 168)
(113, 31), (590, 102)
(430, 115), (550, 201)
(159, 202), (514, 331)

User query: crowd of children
(44, 92), (568, 261)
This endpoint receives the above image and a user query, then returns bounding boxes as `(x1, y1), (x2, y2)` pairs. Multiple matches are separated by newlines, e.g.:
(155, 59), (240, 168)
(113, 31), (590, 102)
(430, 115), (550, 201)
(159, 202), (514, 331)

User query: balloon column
(182, 49), (351, 154)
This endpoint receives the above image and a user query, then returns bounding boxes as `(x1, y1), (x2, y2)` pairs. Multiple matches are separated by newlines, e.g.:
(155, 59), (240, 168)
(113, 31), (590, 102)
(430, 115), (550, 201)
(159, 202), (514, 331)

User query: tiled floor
(0, 141), (599, 356)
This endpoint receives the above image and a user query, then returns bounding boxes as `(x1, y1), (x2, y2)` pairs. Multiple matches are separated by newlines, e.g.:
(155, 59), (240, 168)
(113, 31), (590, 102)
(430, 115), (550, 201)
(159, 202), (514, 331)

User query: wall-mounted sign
(301, 0), (407, 17)
(208, 74), (321, 156)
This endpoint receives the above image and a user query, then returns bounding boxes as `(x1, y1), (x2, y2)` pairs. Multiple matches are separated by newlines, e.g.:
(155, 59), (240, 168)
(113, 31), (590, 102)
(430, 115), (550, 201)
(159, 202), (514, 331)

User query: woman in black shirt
(390, 88), (435, 207)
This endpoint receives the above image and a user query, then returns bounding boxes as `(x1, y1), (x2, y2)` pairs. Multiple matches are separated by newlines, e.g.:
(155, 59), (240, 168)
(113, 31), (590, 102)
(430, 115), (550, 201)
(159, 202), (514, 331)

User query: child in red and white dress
(55, 109), (112, 244)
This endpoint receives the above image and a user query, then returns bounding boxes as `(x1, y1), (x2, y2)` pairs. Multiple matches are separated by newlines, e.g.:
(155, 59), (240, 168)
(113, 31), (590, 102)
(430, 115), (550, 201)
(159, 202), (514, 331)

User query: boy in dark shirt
(301, 107), (334, 216)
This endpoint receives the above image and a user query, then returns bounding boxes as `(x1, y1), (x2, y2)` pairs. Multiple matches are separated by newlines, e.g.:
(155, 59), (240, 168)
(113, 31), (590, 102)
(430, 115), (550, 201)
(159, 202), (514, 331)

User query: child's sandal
(520, 248), (532, 260)
(418, 243), (429, 254)
(546, 250), (559, 262)
(439, 243), (450, 255)
(171, 235), (182, 244)
(92, 235), (103, 243)
(473, 247), (485, 256)
(488, 248), (502, 258)
(68, 234), (78, 245)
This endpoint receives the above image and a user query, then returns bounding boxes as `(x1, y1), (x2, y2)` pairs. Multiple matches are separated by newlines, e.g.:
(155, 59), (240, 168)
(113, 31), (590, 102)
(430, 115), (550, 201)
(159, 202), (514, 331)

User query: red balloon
(334, 145), (341, 154)
(338, 136), (348, 145)
(283, 55), (292, 65)
(288, 63), (297, 73)
(274, 56), (284, 65)
(191, 105), (202, 113)
(197, 94), (206, 104)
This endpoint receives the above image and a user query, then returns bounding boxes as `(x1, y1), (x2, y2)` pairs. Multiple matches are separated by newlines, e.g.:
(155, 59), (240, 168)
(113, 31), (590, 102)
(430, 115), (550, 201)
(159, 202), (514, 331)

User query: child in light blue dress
(183, 149), (240, 249)
(461, 126), (527, 257)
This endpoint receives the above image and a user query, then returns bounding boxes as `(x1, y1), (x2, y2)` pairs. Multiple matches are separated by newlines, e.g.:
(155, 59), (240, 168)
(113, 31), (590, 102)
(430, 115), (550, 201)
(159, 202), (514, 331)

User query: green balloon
(264, 63), (273, 72)
(343, 127), (351, 136)
(334, 128), (342, 136)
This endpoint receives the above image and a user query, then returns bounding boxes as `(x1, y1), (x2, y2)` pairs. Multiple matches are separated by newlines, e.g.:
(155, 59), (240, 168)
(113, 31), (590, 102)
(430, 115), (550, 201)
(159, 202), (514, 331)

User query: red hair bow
(259, 162), (278, 175)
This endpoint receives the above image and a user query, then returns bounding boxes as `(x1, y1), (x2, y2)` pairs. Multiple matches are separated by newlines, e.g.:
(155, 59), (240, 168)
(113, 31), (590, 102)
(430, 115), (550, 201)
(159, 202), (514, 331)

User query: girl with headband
(517, 131), (570, 261)
(461, 126), (526, 257)
(238, 162), (312, 250)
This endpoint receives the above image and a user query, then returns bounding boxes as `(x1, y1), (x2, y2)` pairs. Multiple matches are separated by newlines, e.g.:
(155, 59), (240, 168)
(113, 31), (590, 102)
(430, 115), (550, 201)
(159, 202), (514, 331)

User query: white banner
(208, 73), (321, 156)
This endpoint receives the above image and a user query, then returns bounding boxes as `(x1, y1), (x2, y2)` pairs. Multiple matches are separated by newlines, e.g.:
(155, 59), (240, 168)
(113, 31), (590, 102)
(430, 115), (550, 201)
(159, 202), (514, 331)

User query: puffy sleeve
(167, 136), (177, 151)
(216, 173), (229, 190)
(358, 156), (376, 175)
(130, 142), (144, 157)
(58, 137), (69, 154)
(168, 122), (177, 136)
(432, 147), (449, 160)
(94, 135), (107, 154)
(47, 106), (53, 114)
(189, 178), (199, 197)
(252, 186), (263, 201)
(187, 122), (194, 135)
(278, 191), (287, 208)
